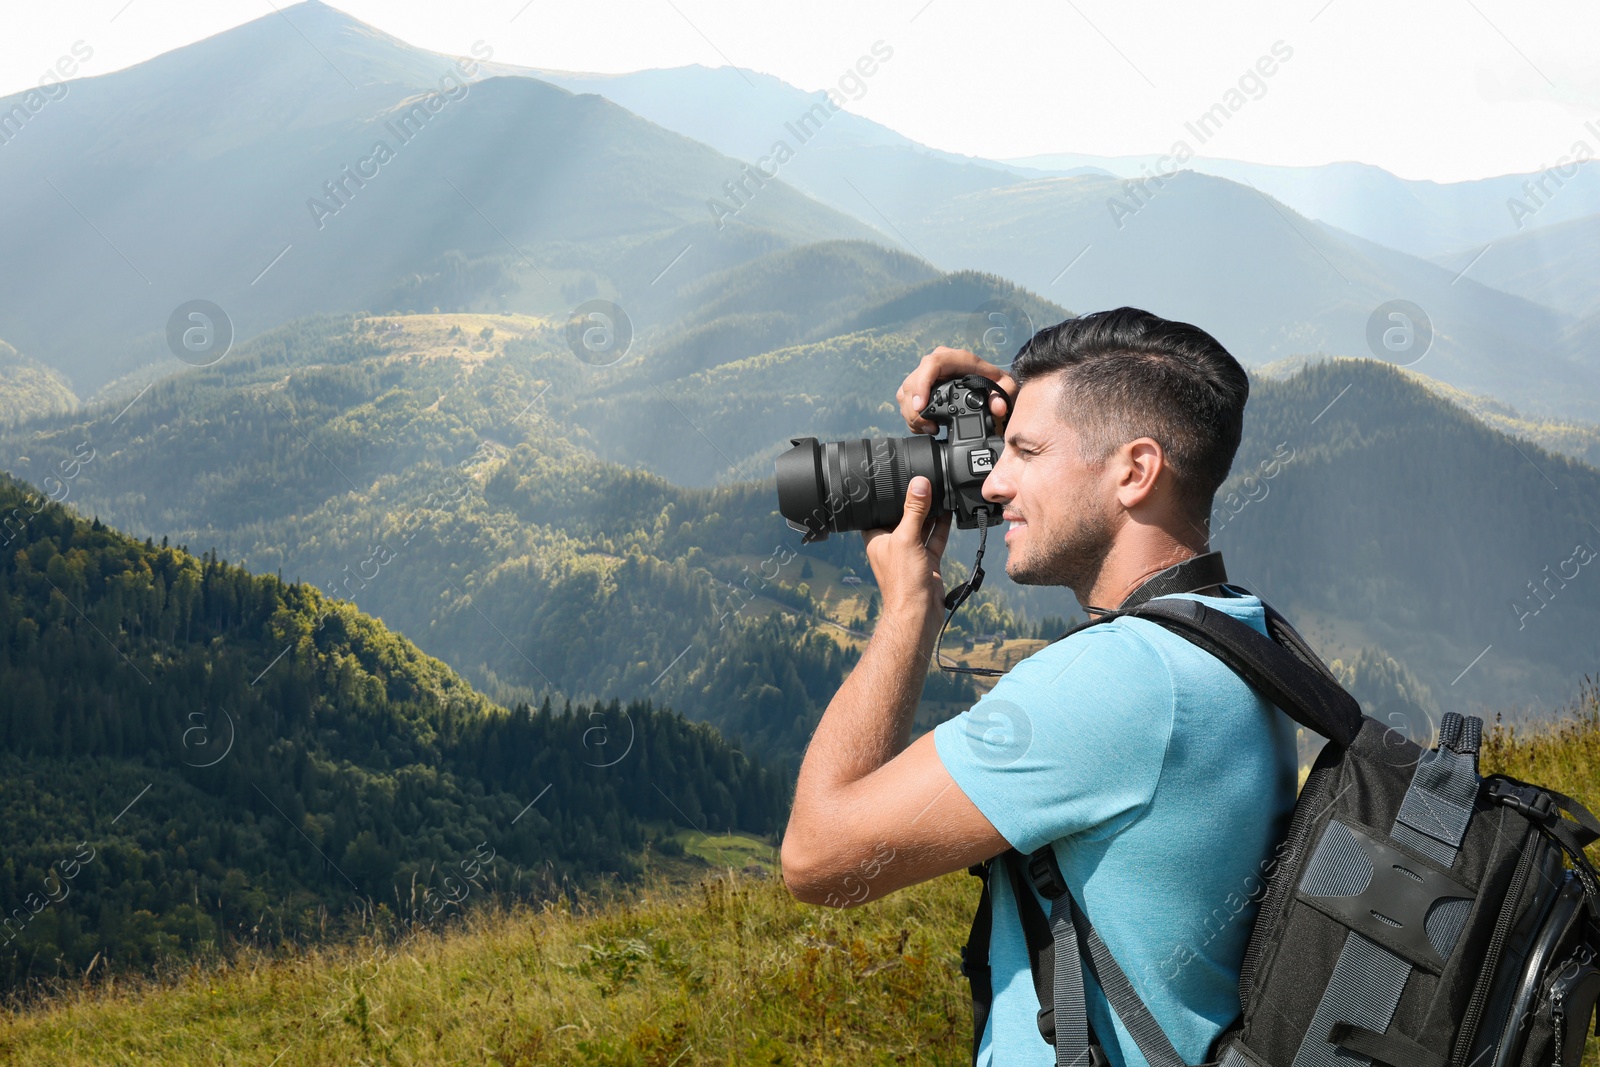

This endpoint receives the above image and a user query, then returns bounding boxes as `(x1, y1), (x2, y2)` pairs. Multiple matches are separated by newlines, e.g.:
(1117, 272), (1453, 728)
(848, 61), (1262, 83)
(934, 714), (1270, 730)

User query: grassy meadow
(4, 686), (1599, 1066)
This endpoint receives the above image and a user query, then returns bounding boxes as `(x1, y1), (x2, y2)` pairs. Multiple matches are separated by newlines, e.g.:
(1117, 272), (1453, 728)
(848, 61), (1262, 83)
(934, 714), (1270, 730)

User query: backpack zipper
(1453, 824), (1537, 1063)
(1551, 984), (1568, 1060)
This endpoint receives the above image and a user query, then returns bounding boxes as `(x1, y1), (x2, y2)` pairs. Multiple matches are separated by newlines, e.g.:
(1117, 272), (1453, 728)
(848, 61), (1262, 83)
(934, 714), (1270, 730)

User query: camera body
(775, 374), (1008, 543)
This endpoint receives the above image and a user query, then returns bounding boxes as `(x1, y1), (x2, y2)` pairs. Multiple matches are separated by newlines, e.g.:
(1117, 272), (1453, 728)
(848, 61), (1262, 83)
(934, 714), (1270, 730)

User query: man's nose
(981, 459), (1012, 503)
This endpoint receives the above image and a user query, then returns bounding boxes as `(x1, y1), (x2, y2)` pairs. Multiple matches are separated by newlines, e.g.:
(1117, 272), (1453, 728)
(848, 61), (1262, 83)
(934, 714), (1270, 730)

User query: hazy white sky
(4, 0), (1598, 182)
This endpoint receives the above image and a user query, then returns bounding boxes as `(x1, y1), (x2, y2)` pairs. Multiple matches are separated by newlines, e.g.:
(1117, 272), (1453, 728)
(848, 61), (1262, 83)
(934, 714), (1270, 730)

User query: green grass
(6, 686), (1600, 1065)
(0, 868), (976, 1065)
(678, 831), (778, 874)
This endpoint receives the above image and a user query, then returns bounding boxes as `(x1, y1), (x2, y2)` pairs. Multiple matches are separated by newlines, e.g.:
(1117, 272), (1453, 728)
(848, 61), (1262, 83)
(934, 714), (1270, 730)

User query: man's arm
(781, 475), (1010, 907)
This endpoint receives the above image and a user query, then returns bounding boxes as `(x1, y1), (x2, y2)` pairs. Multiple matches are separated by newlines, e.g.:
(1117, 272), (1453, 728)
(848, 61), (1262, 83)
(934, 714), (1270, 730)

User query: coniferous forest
(0, 475), (786, 994)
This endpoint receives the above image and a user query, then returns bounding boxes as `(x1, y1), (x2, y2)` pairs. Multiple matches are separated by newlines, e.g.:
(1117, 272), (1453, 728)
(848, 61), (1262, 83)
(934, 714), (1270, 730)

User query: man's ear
(1114, 437), (1166, 509)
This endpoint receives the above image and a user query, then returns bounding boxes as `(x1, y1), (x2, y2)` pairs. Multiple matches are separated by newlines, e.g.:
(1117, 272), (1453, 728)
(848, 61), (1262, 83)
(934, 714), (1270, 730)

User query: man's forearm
(789, 603), (941, 825)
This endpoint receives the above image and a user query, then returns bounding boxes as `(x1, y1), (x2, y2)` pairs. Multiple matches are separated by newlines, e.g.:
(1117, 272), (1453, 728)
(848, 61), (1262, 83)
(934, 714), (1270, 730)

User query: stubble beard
(1005, 499), (1117, 598)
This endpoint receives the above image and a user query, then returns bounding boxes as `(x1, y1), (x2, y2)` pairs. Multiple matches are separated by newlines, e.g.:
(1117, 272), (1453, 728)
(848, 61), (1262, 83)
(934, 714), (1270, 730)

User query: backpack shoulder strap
(961, 851), (1102, 1065)
(1108, 595), (1364, 749)
(1002, 849), (1095, 1061)
(1026, 846), (1186, 1067)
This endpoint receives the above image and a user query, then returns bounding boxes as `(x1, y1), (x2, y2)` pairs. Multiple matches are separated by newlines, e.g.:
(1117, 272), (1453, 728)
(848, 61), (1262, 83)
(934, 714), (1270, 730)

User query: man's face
(980, 371), (1118, 594)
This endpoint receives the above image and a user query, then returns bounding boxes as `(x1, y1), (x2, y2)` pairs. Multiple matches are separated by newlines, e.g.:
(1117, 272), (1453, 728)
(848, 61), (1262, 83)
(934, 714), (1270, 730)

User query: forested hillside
(0, 282), (1009, 765)
(0, 475), (786, 995)
(0, 342), (76, 426)
(9, 289), (1600, 746)
(1217, 358), (1600, 714)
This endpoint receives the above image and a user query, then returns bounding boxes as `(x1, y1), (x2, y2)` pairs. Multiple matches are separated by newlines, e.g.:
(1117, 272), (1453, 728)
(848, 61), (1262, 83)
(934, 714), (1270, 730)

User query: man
(781, 307), (1301, 1067)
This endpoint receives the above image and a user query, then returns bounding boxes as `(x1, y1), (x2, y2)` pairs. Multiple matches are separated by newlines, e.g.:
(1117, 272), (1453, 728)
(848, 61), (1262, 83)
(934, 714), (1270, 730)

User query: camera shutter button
(964, 392), (983, 409)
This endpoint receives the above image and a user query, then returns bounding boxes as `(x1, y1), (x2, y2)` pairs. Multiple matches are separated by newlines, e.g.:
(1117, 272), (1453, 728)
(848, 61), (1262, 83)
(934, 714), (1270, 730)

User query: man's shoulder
(1010, 615), (1173, 695)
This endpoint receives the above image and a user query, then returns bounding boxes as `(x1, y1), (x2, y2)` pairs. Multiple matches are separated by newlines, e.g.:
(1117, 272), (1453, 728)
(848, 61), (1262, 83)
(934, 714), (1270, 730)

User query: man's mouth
(1004, 513), (1025, 540)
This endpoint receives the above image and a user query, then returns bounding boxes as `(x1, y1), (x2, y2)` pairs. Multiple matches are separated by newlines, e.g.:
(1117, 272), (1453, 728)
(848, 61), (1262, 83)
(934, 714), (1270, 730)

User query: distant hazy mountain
(1435, 212), (1600, 321)
(529, 63), (1029, 227)
(513, 65), (1598, 419)
(1010, 153), (1600, 262)
(516, 62), (1600, 292)
(902, 169), (1599, 420)
(0, 1), (872, 393)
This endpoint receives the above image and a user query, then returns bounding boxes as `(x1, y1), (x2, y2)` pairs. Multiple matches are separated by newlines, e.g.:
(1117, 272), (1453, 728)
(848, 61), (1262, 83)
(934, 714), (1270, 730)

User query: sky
(4, 0), (1599, 182)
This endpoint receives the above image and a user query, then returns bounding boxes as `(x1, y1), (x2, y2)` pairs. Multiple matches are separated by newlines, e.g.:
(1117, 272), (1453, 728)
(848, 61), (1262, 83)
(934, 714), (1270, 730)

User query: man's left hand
(863, 475), (952, 623)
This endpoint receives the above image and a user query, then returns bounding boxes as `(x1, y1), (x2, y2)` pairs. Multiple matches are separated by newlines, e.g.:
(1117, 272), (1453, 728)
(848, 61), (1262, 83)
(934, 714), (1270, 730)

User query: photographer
(781, 308), (1300, 1067)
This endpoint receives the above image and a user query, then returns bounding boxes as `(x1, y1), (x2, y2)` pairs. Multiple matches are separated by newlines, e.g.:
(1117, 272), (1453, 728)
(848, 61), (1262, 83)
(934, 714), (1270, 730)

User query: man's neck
(1082, 531), (1212, 610)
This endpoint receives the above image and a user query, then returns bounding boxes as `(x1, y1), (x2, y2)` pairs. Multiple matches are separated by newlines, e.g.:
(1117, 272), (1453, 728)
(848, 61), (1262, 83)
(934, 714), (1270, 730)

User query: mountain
(1435, 212), (1600, 321)
(0, 2), (873, 394)
(902, 169), (1600, 421)
(0, 341), (76, 425)
(530, 63), (1028, 230)
(635, 239), (941, 384)
(0, 471), (786, 995)
(568, 244), (1067, 485)
(1009, 153), (1600, 262)
(1400, 367), (1600, 469)
(1215, 357), (1600, 719)
(1568, 308), (1600, 363)
(517, 61), (1600, 419)
(0, 310), (987, 769)
(7, 285), (1599, 729)
(478, 63), (1600, 274)
(13, 9), (1595, 427)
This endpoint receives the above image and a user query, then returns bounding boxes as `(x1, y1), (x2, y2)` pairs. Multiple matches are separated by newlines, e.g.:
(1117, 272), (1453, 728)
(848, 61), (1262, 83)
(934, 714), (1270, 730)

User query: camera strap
(933, 511), (1002, 676)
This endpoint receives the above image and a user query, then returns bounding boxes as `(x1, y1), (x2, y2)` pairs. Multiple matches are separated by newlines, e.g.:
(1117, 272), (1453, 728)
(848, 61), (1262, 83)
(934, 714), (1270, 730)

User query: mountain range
(2, 0), (1600, 996)
(0, 2), (1596, 421)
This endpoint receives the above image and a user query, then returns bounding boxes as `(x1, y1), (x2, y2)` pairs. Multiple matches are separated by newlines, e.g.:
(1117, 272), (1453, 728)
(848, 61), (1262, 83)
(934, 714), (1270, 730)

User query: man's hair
(1010, 307), (1249, 523)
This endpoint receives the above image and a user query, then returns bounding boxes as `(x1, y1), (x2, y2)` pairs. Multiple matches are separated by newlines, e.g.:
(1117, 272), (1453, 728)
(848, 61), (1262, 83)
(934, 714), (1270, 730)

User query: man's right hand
(896, 346), (1017, 435)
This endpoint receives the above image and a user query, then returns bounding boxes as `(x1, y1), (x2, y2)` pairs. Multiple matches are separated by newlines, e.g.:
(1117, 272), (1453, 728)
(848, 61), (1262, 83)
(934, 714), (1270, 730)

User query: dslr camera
(775, 374), (1008, 543)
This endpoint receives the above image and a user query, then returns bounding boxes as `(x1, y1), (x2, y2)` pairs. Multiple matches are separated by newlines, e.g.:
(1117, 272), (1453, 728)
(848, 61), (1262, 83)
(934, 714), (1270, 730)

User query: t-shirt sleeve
(932, 625), (1176, 854)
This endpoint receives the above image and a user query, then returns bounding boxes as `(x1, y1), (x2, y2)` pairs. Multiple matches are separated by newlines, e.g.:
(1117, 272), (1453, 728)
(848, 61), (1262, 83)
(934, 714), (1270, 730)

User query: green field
(5, 694), (1600, 1066)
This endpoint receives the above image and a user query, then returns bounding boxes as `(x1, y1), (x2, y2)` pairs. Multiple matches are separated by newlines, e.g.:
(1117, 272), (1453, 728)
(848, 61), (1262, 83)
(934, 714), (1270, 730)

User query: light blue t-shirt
(933, 589), (1300, 1067)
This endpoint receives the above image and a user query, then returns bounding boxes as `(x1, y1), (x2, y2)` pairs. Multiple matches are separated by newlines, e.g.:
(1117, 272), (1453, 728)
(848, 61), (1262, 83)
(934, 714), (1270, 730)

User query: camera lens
(775, 435), (944, 542)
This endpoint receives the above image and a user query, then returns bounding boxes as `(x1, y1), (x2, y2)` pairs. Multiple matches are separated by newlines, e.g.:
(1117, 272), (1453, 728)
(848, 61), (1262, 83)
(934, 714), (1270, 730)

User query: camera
(775, 374), (1008, 543)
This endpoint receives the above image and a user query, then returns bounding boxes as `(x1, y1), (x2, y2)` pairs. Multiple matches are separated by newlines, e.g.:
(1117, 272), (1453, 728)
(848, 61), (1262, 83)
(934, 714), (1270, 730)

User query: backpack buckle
(1026, 849), (1069, 898)
(1036, 1009), (1109, 1067)
(1487, 777), (1557, 826)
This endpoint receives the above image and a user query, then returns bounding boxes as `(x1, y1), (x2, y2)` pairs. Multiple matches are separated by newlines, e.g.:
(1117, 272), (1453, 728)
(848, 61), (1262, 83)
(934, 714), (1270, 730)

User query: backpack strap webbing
(1006, 850), (1099, 1066)
(960, 853), (1108, 1065)
(1025, 846), (1186, 1067)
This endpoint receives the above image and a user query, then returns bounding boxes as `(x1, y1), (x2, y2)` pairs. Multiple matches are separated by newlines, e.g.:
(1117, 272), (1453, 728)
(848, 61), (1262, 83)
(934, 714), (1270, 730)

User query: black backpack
(960, 595), (1600, 1067)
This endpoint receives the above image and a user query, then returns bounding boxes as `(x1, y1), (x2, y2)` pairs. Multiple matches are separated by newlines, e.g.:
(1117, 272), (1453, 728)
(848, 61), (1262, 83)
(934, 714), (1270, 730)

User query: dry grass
(362, 313), (551, 371)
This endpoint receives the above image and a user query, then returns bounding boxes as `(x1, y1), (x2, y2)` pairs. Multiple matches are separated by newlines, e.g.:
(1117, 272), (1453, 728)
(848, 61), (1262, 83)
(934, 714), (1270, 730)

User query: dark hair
(1010, 307), (1249, 523)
